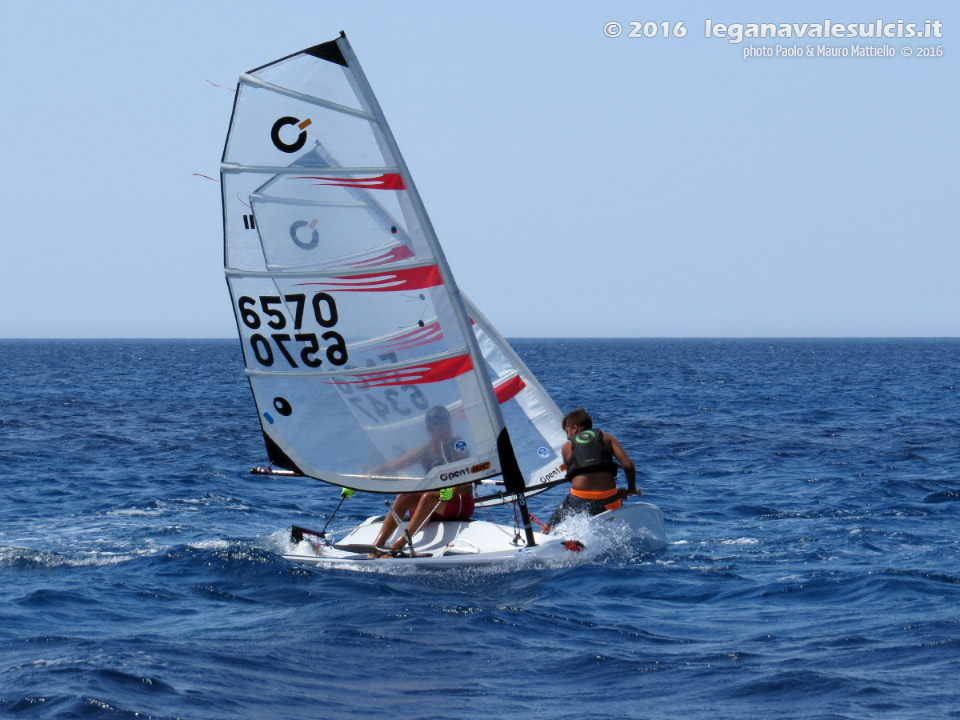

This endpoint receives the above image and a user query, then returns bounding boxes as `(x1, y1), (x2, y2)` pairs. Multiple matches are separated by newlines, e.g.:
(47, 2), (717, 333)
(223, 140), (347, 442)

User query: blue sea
(2, 338), (959, 719)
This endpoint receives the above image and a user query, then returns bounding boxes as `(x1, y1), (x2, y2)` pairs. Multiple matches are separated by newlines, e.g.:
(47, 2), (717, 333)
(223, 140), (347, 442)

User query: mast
(336, 34), (537, 544)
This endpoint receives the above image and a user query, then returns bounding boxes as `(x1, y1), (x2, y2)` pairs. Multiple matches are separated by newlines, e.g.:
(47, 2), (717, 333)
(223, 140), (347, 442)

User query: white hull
(282, 501), (667, 569)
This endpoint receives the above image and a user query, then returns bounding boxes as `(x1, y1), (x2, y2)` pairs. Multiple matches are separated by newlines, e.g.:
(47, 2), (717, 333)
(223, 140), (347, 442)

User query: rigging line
(193, 173), (219, 182)
(474, 477), (569, 505)
(479, 497), (518, 539)
(318, 492), (350, 538)
(206, 79), (237, 92)
(407, 498), (444, 540)
(385, 500), (417, 557)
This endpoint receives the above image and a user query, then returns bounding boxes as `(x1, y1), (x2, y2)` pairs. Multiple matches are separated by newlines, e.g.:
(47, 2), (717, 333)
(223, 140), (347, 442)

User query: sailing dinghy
(221, 33), (667, 568)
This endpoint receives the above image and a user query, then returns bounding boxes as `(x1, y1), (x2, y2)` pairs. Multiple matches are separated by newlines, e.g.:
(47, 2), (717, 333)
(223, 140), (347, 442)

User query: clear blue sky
(2, 1), (956, 338)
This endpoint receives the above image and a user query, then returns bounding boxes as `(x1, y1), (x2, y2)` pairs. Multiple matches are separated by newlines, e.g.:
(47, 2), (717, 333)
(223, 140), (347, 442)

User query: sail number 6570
(238, 293), (348, 368)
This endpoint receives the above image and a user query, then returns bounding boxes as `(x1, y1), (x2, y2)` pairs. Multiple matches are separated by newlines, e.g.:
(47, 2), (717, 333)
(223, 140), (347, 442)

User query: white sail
(465, 300), (568, 500)
(222, 34), (533, 495)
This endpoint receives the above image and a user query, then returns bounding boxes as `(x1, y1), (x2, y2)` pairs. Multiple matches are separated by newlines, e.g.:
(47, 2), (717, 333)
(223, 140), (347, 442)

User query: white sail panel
(467, 300), (568, 492)
(225, 86), (388, 170)
(247, 174), (413, 271)
(247, 48), (367, 112)
(222, 35), (508, 493)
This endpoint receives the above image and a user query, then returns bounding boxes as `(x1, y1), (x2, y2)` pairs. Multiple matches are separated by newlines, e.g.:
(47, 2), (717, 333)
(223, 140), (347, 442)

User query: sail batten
(226, 257), (439, 280)
(239, 73), (375, 119)
(221, 164), (401, 175)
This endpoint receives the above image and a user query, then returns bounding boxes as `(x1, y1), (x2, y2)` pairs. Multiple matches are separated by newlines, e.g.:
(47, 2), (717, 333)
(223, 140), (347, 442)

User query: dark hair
(425, 405), (452, 429)
(563, 407), (592, 430)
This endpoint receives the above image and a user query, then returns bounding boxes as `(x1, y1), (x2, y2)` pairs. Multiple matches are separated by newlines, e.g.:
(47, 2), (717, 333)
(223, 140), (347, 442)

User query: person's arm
(607, 434), (638, 495)
(371, 446), (422, 476)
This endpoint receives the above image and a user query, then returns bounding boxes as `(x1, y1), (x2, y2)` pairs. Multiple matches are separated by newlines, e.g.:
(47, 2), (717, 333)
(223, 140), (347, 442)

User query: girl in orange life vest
(541, 407), (640, 534)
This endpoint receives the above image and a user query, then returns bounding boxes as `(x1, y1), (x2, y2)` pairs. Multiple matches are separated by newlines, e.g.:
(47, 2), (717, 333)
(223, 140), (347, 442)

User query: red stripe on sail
(328, 245), (415, 270)
(494, 375), (526, 405)
(348, 245), (415, 268)
(294, 265), (442, 293)
(329, 354), (473, 389)
(372, 321), (444, 353)
(446, 375), (523, 423)
(294, 173), (406, 190)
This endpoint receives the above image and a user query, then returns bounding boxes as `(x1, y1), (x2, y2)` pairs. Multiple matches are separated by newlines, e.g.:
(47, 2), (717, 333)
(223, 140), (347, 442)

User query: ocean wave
(0, 545), (156, 569)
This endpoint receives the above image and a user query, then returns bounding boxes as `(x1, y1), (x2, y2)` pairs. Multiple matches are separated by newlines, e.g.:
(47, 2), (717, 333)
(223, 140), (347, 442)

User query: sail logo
(290, 219), (319, 249)
(294, 173), (406, 190)
(271, 116), (312, 153)
(537, 464), (566, 484)
(441, 462), (490, 482)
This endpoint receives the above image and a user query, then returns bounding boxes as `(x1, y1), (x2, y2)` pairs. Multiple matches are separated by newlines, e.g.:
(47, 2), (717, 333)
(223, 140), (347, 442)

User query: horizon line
(2, 336), (958, 342)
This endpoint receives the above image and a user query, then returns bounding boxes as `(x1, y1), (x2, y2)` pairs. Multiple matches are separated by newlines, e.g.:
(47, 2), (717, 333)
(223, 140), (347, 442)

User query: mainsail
(222, 34), (565, 510)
